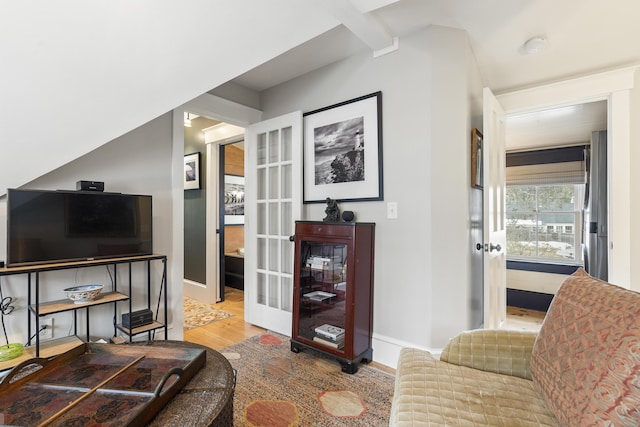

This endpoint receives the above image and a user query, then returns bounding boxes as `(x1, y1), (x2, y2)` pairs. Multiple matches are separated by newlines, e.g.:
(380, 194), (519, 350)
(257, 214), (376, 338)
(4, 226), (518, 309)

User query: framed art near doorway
(471, 128), (483, 189)
(224, 174), (245, 225)
(184, 152), (201, 190)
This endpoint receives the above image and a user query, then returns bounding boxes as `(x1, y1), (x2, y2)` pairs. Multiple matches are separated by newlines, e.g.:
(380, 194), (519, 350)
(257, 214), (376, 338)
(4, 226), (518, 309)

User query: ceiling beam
(349, 0), (401, 13)
(314, 0), (398, 57)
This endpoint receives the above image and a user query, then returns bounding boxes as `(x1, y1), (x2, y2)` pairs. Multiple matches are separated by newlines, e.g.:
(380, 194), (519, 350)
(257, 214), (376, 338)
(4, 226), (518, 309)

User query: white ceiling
(505, 101), (608, 151)
(231, 0), (639, 150)
(2, 1), (638, 190)
(233, 0), (640, 94)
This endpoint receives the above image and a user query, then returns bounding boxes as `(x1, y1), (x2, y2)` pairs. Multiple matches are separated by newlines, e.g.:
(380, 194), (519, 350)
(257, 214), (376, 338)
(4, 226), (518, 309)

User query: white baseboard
(371, 333), (442, 369)
(183, 279), (214, 303)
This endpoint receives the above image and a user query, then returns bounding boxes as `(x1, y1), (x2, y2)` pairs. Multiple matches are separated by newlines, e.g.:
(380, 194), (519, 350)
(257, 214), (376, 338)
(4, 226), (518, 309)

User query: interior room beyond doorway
(183, 112), (247, 307)
(184, 113), (219, 304)
(503, 100), (607, 314)
(221, 141), (246, 294)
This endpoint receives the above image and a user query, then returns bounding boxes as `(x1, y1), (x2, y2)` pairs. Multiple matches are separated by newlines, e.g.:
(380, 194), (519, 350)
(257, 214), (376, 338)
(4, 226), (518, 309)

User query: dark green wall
(184, 116), (218, 284)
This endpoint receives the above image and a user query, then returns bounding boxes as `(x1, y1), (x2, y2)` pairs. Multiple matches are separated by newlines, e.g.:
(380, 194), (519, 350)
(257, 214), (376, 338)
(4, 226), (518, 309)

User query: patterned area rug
(183, 296), (234, 330)
(220, 332), (395, 426)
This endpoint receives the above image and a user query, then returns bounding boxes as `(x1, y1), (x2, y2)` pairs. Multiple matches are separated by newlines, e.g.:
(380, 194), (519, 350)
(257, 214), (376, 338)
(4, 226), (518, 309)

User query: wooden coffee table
(142, 341), (235, 427)
(0, 340), (234, 427)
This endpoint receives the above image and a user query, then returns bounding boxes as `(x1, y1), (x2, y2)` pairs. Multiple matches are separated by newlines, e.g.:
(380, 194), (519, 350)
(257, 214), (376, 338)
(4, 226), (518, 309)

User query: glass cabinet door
(296, 240), (348, 351)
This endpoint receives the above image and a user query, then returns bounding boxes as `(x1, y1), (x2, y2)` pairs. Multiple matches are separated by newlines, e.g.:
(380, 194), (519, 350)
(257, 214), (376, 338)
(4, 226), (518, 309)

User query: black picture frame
(303, 91), (383, 203)
(224, 174), (245, 225)
(184, 152), (201, 190)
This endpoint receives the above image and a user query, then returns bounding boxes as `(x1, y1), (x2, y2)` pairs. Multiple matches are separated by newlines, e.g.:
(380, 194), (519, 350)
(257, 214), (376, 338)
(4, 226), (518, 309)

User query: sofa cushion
(390, 348), (557, 426)
(440, 329), (538, 380)
(530, 268), (640, 425)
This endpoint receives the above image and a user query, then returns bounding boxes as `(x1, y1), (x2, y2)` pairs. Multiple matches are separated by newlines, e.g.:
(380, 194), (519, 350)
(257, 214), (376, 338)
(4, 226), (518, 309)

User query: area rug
(220, 332), (395, 426)
(183, 296), (234, 330)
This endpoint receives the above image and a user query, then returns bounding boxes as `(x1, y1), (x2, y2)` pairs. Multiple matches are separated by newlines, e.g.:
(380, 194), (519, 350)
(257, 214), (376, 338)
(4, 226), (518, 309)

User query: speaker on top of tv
(76, 180), (104, 192)
(6, 188), (152, 267)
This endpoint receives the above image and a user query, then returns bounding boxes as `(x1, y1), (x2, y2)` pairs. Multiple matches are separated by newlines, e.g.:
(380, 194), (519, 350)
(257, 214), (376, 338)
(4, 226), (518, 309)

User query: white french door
(483, 87), (507, 329)
(244, 112), (302, 335)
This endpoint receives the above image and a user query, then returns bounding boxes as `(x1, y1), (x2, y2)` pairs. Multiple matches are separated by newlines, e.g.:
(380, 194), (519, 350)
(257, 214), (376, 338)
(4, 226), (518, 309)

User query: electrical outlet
(39, 318), (53, 339)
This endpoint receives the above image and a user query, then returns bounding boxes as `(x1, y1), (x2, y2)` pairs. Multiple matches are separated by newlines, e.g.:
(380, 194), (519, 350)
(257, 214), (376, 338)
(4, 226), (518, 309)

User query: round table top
(131, 340), (235, 427)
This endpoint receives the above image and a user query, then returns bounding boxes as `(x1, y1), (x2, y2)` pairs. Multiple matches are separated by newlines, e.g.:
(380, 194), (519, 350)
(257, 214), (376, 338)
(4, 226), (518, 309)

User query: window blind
(506, 161), (586, 185)
(506, 146), (587, 186)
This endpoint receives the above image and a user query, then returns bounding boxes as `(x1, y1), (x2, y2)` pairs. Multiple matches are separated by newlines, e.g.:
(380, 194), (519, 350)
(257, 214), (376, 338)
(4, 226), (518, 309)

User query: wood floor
(504, 306), (546, 331)
(183, 287), (265, 350)
(183, 286), (395, 374)
(184, 289), (545, 367)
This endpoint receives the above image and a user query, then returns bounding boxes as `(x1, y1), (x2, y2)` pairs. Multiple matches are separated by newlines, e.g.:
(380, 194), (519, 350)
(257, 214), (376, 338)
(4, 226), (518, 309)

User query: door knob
(289, 235), (295, 242)
(483, 243), (502, 252)
(476, 243), (482, 251)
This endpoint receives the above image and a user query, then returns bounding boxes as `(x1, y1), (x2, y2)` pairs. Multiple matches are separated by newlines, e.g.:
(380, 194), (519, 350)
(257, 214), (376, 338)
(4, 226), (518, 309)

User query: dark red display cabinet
(291, 221), (375, 374)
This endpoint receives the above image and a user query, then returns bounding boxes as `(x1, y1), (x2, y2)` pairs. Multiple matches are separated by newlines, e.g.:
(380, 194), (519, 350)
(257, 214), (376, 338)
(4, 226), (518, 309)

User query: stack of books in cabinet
(312, 324), (345, 350)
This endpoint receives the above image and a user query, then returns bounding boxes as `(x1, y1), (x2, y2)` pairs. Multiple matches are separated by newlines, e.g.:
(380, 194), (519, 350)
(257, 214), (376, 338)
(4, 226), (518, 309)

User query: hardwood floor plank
(504, 306), (546, 331)
(184, 287), (264, 350)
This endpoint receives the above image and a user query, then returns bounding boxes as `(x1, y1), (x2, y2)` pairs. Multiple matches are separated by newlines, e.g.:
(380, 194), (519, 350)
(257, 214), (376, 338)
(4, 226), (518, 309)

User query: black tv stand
(0, 254), (168, 371)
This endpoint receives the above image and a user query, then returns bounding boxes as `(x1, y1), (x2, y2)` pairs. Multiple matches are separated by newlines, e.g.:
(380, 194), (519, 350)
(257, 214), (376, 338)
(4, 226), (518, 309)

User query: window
(506, 184), (584, 264)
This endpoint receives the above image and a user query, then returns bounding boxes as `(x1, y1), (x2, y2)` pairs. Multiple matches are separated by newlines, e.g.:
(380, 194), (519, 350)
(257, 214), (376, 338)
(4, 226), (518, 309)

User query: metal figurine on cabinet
(323, 198), (340, 222)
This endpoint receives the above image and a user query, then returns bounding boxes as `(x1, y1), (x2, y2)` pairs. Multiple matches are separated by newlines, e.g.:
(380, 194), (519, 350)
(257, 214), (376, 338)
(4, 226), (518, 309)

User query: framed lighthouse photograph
(302, 91), (383, 203)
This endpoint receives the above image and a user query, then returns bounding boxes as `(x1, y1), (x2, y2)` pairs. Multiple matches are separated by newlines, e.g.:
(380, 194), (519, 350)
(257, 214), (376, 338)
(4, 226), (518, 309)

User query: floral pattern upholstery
(530, 268), (640, 426)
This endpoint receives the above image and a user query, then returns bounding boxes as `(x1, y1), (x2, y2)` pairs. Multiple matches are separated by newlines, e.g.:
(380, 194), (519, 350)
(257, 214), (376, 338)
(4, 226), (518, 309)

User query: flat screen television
(6, 188), (153, 267)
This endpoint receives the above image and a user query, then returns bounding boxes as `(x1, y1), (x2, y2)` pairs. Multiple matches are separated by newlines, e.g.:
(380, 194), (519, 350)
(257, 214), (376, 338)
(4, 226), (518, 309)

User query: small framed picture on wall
(224, 174), (245, 225)
(184, 152), (201, 190)
(471, 128), (483, 189)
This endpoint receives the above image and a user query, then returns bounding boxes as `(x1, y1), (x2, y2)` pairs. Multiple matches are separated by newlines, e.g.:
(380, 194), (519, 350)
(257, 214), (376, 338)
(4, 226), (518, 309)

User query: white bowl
(64, 284), (103, 304)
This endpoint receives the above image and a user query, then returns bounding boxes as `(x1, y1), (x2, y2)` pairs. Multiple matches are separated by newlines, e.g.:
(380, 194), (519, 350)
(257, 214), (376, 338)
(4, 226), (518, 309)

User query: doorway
(200, 122), (245, 306)
(495, 66), (638, 290)
(175, 95), (306, 338)
(501, 100), (607, 314)
(183, 113), (220, 304)
(182, 112), (248, 307)
(220, 140), (246, 301)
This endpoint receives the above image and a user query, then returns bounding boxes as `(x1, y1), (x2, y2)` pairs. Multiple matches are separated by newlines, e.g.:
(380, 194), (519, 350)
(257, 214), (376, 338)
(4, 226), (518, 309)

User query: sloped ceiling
(0, 0), (344, 192)
(2, 0), (639, 191)
(233, 0), (640, 93)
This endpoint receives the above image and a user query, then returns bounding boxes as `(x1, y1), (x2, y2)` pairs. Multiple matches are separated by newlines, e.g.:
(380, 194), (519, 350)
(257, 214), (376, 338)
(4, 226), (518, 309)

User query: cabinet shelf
(29, 291), (130, 316)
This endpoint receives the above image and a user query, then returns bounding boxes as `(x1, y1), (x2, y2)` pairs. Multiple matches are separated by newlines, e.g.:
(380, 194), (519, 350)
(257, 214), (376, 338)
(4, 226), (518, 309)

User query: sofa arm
(440, 329), (538, 380)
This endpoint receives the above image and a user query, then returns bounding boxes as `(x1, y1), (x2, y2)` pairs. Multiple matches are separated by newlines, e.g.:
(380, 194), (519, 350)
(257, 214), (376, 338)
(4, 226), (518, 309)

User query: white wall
(467, 36), (485, 329)
(260, 26), (483, 366)
(0, 114), (181, 344)
(507, 270), (568, 295)
(428, 27), (473, 344)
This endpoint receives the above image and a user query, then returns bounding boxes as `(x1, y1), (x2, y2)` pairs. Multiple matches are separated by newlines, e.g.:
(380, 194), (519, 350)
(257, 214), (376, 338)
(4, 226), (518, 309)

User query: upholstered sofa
(389, 268), (640, 426)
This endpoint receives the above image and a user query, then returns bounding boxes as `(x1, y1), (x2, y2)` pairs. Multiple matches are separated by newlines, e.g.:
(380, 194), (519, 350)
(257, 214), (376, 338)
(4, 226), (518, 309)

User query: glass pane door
(245, 112), (302, 335)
